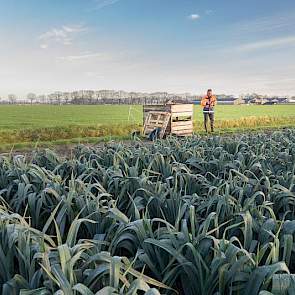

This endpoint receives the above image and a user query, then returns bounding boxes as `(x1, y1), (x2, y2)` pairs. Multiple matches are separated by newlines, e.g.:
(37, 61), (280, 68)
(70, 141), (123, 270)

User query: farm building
(216, 97), (239, 105)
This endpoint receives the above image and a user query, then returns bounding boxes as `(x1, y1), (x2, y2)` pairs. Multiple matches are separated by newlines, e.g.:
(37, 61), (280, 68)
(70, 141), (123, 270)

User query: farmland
(1, 104), (295, 129)
(0, 104), (295, 150)
(0, 129), (295, 294)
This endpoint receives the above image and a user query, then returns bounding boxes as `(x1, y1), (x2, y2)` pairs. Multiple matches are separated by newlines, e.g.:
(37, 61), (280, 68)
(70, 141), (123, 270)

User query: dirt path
(0, 139), (151, 158)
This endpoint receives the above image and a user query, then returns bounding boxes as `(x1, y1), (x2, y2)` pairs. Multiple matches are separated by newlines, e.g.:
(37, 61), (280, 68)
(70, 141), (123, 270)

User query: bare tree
(54, 91), (63, 105)
(71, 92), (78, 104)
(63, 92), (71, 104)
(8, 94), (17, 104)
(95, 91), (101, 104)
(48, 93), (56, 104)
(27, 93), (37, 105)
(37, 94), (47, 104)
(88, 90), (95, 104)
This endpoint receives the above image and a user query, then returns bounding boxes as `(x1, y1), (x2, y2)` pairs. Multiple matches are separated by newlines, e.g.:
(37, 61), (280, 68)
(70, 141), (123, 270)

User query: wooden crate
(143, 104), (194, 137)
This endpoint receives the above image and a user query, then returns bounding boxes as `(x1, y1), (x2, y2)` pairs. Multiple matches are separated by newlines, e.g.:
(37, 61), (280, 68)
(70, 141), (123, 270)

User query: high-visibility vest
(201, 95), (217, 113)
(201, 95), (217, 107)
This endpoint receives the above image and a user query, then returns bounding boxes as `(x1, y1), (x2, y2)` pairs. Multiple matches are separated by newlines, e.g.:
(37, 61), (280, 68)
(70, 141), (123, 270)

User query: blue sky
(0, 0), (295, 96)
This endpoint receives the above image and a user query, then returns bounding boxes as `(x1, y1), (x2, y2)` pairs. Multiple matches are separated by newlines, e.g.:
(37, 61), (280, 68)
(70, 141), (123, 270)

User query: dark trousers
(203, 112), (214, 132)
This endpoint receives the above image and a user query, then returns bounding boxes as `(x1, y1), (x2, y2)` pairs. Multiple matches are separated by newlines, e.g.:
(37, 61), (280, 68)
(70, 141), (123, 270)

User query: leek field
(0, 104), (295, 150)
(0, 129), (295, 294)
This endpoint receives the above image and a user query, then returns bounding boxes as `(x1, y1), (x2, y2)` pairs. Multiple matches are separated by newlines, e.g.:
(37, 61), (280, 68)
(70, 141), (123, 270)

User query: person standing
(201, 89), (217, 132)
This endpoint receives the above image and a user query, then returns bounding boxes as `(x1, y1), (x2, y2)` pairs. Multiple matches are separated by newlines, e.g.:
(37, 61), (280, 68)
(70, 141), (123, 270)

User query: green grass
(0, 105), (142, 130)
(0, 104), (294, 150)
(1, 104), (295, 130)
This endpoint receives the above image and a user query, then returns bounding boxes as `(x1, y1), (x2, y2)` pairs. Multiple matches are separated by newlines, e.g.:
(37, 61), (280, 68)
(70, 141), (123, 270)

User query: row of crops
(0, 129), (295, 294)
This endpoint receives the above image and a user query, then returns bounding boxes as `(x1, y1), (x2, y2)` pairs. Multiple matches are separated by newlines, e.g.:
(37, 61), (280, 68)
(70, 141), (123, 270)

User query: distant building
(276, 97), (288, 103)
(217, 96), (238, 105)
(234, 96), (245, 105)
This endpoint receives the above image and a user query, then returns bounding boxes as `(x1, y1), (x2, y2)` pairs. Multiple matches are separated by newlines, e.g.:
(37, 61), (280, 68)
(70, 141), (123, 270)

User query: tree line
(0, 92), (198, 105)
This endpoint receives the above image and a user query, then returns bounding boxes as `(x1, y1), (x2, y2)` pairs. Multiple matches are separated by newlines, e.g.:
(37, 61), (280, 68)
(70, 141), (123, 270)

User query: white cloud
(39, 24), (88, 49)
(236, 35), (295, 51)
(58, 52), (110, 61)
(189, 14), (200, 21)
(62, 25), (87, 33)
(235, 13), (295, 34)
(93, 0), (120, 9)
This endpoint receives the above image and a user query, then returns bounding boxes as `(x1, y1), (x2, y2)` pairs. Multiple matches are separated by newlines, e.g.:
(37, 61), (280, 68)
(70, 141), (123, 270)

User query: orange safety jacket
(201, 95), (217, 112)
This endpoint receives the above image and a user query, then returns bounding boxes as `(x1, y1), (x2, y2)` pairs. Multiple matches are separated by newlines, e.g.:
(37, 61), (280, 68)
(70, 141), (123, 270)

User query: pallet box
(143, 103), (194, 137)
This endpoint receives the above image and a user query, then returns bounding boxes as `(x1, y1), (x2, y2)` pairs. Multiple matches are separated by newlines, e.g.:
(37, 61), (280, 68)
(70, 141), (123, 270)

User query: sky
(0, 0), (295, 97)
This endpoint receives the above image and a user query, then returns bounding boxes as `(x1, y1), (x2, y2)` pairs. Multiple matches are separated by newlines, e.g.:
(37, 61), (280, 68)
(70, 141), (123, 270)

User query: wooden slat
(148, 111), (170, 116)
(172, 123), (193, 128)
(171, 121), (193, 127)
(171, 111), (193, 118)
(159, 113), (171, 138)
(146, 125), (166, 130)
(143, 106), (169, 113)
(172, 128), (193, 133)
(149, 120), (166, 124)
(143, 114), (152, 135)
(172, 124), (193, 131)
(171, 130), (193, 136)
(144, 105), (169, 110)
(171, 104), (193, 113)
(172, 128), (193, 134)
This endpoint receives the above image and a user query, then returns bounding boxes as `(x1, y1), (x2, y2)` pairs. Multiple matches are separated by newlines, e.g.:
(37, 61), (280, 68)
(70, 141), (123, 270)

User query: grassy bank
(0, 123), (140, 144)
(1, 119), (294, 153)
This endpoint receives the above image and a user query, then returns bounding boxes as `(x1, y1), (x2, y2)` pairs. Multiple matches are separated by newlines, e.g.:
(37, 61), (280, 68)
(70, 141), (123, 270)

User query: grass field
(1, 104), (295, 129)
(0, 104), (295, 150)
